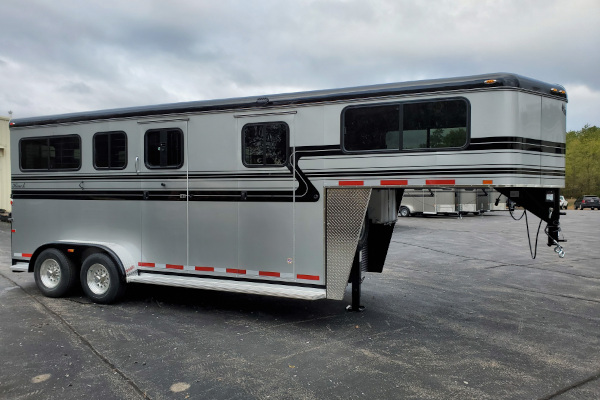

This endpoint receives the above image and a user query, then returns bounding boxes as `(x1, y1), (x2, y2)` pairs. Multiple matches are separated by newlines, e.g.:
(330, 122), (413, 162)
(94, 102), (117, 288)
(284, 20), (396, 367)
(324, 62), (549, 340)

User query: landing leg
(346, 250), (365, 312)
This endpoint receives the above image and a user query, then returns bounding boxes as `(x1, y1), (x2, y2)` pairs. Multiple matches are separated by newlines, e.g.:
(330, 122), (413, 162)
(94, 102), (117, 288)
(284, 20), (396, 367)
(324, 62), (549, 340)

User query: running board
(11, 263), (29, 272)
(128, 273), (327, 300)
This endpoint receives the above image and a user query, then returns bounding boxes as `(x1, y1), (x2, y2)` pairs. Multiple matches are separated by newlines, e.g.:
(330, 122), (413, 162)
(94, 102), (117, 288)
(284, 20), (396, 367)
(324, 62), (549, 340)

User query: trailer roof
(10, 73), (566, 128)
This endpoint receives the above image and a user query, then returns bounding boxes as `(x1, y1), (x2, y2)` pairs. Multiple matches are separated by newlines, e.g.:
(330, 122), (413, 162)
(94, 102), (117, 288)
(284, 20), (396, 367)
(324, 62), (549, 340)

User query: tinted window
(20, 135), (81, 170)
(343, 99), (468, 151)
(243, 122), (288, 166)
(94, 131), (127, 169)
(145, 128), (184, 168)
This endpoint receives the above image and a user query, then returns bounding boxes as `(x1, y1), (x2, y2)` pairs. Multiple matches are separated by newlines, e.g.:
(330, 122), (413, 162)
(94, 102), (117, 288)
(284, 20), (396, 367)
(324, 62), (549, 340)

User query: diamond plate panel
(326, 188), (371, 300)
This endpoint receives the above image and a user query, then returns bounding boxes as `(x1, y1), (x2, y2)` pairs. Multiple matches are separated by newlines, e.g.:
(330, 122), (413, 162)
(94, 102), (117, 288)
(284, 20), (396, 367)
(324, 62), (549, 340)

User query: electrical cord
(510, 208), (543, 259)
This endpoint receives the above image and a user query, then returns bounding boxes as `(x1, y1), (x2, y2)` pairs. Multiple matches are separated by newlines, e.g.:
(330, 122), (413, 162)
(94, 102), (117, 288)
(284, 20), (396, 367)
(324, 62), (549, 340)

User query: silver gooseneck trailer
(9, 73), (567, 310)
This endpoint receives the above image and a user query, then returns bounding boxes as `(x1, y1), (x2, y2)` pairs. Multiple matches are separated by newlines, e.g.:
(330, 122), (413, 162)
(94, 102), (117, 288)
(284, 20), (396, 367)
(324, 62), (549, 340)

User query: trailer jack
(496, 187), (566, 259)
(346, 249), (365, 312)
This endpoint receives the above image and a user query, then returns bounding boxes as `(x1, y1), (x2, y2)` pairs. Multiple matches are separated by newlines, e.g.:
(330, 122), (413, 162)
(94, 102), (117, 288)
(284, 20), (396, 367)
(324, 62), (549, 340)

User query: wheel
(34, 248), (78, 298)
(399, 206), (411, 217)
(80, 253), (126, 304)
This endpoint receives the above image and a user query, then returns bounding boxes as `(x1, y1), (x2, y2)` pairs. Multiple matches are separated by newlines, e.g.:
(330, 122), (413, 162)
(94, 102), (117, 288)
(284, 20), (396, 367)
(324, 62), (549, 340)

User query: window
(242, 122), (289, 167)
(20, 135), (81, 170)
(94, 131), (127, 169)
(145, 128), (184, 168)
(343, 99), (468, 152)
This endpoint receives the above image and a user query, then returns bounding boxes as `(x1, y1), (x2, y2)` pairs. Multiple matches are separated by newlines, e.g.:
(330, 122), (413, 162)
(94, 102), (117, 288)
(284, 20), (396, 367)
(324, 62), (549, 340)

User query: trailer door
(138, 119), (188, 269)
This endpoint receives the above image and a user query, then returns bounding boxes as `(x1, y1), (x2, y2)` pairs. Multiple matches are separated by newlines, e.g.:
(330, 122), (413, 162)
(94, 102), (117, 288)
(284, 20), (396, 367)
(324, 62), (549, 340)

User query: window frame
(341, 97), (471, 154)
(241, 121), (290, 168)
(19, 134), (82, 172)
(93, 130), (128, 170)
(144, 127), (184, 169)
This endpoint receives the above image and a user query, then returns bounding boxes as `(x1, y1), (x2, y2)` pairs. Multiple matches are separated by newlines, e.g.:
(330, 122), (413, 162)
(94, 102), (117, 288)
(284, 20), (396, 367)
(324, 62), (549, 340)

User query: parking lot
(1, 210), (599, 400)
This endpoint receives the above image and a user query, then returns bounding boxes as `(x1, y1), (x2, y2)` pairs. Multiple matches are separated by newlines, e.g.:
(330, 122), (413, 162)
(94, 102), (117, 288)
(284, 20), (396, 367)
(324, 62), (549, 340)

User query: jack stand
(346, 250), (365, 312)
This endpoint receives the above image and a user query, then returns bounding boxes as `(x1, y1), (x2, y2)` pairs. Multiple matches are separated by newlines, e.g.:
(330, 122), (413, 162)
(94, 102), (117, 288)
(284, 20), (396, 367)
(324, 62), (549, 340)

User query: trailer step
(128, 273), (327, 300)
(10, 263), (29, 272)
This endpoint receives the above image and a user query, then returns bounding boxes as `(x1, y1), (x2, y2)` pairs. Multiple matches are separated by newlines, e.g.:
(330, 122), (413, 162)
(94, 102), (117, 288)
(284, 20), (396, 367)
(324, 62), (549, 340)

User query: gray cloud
(0, 0), (598, 130)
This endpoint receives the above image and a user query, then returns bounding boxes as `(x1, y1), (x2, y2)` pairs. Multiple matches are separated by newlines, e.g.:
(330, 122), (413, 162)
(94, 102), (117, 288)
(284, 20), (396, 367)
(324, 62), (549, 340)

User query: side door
(235, 113), (296, 279)
(138, 119), (188, 269)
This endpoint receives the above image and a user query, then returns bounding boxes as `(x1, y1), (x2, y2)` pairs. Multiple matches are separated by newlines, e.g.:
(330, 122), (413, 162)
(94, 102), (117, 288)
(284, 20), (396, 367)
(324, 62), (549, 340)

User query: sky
(1, 0), (599, 132)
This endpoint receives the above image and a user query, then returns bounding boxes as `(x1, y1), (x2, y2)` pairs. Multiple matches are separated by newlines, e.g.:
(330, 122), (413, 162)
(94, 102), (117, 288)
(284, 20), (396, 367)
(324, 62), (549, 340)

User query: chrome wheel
(87, 263), (110, 295)
(39, 259), (61, 289)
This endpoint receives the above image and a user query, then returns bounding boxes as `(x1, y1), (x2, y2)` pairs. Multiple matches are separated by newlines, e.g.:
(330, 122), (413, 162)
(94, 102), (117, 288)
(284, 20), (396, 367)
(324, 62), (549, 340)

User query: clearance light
(551, 88), (558, 93)
(67, 249), (75, 253)
(560, 90), (566, 95)
(484, 79), (497, 85)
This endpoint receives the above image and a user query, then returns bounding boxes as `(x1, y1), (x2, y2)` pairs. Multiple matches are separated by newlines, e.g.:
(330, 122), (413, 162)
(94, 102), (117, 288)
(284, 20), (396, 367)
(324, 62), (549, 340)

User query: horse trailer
(9, 73), (567, 310)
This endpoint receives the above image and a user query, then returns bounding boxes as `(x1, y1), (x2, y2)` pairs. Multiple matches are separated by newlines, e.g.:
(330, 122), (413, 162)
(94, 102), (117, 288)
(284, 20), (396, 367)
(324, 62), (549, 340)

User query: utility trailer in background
(399, 188), (508, 217)
(9, 73), (567, 311)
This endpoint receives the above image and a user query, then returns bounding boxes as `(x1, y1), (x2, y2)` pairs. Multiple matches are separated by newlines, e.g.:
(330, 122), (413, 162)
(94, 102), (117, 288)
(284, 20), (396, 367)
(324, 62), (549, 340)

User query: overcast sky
(1, 0), (598, 131)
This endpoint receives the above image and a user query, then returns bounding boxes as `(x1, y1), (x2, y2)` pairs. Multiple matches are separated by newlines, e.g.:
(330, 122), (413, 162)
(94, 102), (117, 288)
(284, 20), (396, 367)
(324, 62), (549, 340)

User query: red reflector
(67, 249), (75, 253)
(339, 180), (364, 186)
(11, 229), (15, 233)
(138, 262), (155, 267)
(195, 266), (214, 272)
(23, 253), (33, 258)
(166, 264), (184, 270)
(227, 268), (246, 274)
(426, 179), (455, 185)
(259, 271), (281, 277)
(380, 179), (408, 186)
(297, 274), (320, 281)
(482, 180), (493, 185)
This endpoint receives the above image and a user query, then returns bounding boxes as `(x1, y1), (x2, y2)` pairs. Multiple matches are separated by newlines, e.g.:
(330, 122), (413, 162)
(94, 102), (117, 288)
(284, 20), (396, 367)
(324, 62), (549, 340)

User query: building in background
(0, 116), (11, 213)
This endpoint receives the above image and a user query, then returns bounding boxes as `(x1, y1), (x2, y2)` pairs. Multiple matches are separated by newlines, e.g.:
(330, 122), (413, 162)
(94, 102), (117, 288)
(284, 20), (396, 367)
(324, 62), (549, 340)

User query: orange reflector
(551, 88), (558, 92)
(484, 79), (497, 84)
(67, 249), (75, 253)
(483, 180), (493, 185)
(560, 90), (566, 94)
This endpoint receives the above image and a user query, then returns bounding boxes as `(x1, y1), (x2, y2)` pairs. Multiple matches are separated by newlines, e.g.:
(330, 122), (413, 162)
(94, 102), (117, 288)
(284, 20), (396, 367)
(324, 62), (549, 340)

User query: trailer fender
(28, 240), (136, 279)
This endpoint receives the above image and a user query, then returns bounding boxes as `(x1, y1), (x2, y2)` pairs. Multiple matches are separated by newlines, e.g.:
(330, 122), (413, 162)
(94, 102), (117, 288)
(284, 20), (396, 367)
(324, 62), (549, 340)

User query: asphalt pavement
(1, 210), (599, 399)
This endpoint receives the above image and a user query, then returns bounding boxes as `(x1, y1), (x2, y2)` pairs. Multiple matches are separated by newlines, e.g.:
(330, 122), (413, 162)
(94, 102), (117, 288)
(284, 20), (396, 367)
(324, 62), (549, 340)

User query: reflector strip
(227, 268), (246, 274)
(380, 179), (408, 186)
(11, 229), (15, 233)
(138, 262), (155, 267)
(14, 253), (32, 258)
(339, 180), (364, 186)
(195, 266), (214, 272)
(297, 274), (320, 281)
(166, 264), (184, 270)
(426, 179), (455, 185)
(483, 180), (493, 185)
(259, 271), (281, 277)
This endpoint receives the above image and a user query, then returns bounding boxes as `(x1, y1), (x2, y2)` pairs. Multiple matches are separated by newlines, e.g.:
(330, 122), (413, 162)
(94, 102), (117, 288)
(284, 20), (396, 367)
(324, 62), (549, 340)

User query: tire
(80, 253), (126, 304)
(399, 206), (411, 217)
(34, 248), (78, 298)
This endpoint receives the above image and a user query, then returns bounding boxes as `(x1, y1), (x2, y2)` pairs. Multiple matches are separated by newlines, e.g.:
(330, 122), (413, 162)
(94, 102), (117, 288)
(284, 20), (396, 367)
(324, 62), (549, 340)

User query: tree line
(564, 125), (600, 198)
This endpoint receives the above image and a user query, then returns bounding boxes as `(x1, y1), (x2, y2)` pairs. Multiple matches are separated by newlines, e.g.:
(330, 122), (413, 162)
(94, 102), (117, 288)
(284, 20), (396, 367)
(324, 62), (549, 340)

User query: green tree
(565, 125), (600, 198)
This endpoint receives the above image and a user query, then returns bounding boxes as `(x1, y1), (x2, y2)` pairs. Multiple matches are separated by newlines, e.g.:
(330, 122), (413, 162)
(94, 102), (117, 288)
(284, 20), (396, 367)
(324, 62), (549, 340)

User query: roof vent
(256, 97), (270, 106)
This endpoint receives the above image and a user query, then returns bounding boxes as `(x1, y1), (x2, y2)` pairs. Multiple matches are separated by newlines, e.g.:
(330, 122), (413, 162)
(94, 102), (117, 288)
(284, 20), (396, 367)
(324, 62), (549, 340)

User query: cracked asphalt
(1, 210), (599, 399)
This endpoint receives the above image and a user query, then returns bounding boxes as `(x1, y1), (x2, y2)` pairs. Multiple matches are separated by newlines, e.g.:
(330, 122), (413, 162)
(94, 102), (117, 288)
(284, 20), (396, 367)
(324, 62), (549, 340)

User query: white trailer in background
(9, 73), (567, 310)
